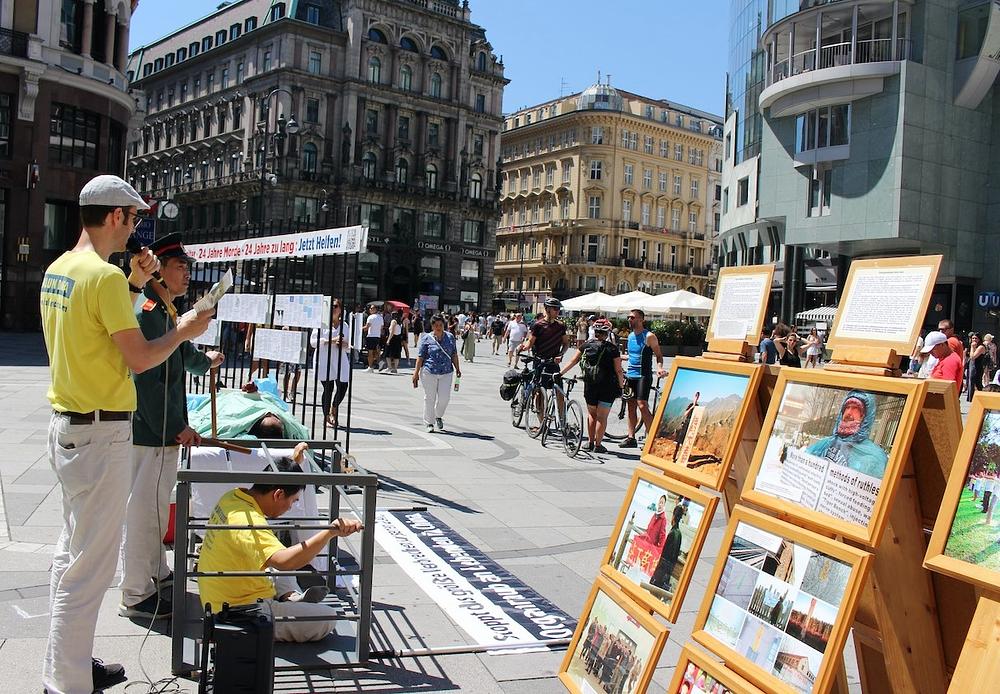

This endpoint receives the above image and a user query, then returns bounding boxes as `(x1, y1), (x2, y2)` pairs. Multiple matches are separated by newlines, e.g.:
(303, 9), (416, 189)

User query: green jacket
(133, 287), (211, 447)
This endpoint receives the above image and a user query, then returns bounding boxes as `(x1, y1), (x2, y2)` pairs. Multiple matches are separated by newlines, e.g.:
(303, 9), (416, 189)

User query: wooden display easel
(947, 594), (1000, 692)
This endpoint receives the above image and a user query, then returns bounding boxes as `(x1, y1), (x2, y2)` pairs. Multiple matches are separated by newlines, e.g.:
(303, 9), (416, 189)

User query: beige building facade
(494, 82), (723, 311)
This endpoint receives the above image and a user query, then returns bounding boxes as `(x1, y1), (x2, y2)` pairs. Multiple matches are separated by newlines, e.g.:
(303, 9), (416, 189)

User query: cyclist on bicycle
(620, 307), (667, 449)
(517, 298), (569, 416)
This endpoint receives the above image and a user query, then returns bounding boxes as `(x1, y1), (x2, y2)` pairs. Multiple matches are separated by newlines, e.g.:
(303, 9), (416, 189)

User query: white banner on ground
(217, 294), (271, 324)
(375, 510), (576, 648)
(186, 225), (368, 263)
(273, 294), (324, 329)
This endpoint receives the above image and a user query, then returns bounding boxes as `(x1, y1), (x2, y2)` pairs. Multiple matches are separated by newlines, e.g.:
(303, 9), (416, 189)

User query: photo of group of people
(752, 382), (907, 529)
(646, 366), (753, 487)
(563, 584), (662, 694)
(701, 521), (854, 693)
(943, 410), (1000, 571)
(605, 473), (713, 618)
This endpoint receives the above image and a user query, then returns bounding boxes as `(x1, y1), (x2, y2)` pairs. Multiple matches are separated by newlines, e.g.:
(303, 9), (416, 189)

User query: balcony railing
(770, 37), (911, 85)
(0, 27), (29, 59)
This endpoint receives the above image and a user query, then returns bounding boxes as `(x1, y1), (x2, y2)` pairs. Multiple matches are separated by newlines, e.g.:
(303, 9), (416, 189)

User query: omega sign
(418, 241), (451, 252)
(978, 291), (1000, 309)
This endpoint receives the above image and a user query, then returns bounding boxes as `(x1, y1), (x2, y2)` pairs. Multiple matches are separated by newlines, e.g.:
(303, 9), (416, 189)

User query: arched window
(368, 28), (387, 43)
(618, 281), (631, 293)
(470, 172), (482, 199)
(400, 64), (412, 91)
(367, 56), (381, 83)
(302, 142), (317, 173)
(362, 152), (376, 180)
(395, 158), (409, 185)
(430, 72), (442, 98)
(430, 45), (448, 60)
(476, 51), (487, 71)
(425, 164), (438, 190)
(400, 36), (418, 52)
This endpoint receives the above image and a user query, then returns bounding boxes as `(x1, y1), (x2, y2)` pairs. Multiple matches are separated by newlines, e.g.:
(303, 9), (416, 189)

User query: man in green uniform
(119, 233), (224, 620)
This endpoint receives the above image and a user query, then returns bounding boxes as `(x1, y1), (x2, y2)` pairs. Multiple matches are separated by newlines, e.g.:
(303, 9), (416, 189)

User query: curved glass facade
(727, 0), (768, 163)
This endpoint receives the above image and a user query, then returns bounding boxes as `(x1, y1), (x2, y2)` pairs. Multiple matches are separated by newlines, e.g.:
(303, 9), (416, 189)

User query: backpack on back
(580, 341), (611, 384)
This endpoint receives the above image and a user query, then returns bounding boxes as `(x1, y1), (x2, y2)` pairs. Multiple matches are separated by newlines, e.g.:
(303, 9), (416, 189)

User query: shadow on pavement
(434, 430), (494, 441)
(0, 332), (48, 366)
(376, 474), (480, 514)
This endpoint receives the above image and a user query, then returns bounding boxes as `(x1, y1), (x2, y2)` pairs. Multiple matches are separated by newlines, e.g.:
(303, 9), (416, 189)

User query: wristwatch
(128, 282), (144, 293)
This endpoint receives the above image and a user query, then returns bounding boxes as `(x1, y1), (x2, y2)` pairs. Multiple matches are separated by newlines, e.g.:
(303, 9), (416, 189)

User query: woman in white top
(311, 298), (352, 427)
(384, 310), (404, 373)
(804, 328), (823, 368)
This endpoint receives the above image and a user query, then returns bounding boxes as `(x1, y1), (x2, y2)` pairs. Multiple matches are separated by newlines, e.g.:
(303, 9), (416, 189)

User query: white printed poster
(217, 293), (271, 324)
(273, 294), (324, 329)
(191, 319), (220, 347)
(253, 327), (306, 364)
(833, 265), (933, 344)
(710, 271), (769, 341)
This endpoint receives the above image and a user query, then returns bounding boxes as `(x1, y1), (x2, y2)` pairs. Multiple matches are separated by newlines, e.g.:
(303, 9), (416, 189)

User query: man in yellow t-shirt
(198, 457), (363, 642)
(40, 175), (212, 694)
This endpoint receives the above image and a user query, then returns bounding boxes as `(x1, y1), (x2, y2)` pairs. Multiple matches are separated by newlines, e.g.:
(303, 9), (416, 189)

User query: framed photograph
(825, 255), (941, 356)
(692, 506), (871, 694)
(601, 468), (719, 622)
(559, 575), (669, 694)
(741, 368), (927, 546)
(642, 356), (764, 490)
(925, 392), (1000, 591)
(706, 265), (775, 347)
(667, 644), (766, 694)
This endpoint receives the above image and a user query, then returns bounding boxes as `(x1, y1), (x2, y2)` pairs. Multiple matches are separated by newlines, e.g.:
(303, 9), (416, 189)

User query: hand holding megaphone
(125, 235), (162, 288)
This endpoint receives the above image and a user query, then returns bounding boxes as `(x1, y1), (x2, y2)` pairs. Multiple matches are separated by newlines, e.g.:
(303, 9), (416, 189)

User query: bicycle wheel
(604, 398), (632, 441)
(563, 400), (585, 458)
(540, 397), (554, 447)
(510, 383), (527, 427)
(524, 387), (547, 439)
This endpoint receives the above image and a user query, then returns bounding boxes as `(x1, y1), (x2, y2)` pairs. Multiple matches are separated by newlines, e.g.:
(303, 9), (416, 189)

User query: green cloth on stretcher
(189, 389), (311, 442)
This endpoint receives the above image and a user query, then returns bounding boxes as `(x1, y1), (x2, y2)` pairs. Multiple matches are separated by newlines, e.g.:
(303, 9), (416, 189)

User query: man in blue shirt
(759, 323), (791, 365)
(621, 308), (666, 448)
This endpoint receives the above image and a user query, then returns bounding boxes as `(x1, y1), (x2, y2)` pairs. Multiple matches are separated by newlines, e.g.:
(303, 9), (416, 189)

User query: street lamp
(256, 87), (299, 236)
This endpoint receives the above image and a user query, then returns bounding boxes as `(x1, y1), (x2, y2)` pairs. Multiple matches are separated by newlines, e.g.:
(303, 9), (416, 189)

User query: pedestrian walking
(490, 313), (506, 355)
(560, 319), (623, 453)
(411, 310), (425, 347)
(310, 299), (352, 427)
(385, 310), (404, 373)
(967, 333), (987, 401)
(400, 310), (411, 363)
(412, 314), (462, 432)
(575, 314), (589, 348)
(984, 333), (997, 387)
(505, 313), (528, 367)
(461, 318), (477, 362)
(39, 175), (211, 694)
(804, 328), (823, 368)
(120, 233), (224, 623)
(362, 304), (383, 373)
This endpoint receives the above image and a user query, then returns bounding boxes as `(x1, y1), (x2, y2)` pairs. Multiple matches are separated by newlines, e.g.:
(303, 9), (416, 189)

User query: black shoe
(585, 441), (595, 452)
(619, 437), (638, 449)
(92, 658), (127, 690)
(594, 444), (608, 454)
(119, 593), (172, 620)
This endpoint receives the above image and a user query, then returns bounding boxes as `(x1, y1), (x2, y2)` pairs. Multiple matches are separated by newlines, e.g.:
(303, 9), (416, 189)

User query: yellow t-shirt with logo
(198, 489), (286, 611)
(41, 251), (139, 412)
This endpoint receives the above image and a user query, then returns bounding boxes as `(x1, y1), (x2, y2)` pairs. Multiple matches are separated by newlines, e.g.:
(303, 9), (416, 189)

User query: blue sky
(668, 367), (749, 404)
(128, 0), (728, 116)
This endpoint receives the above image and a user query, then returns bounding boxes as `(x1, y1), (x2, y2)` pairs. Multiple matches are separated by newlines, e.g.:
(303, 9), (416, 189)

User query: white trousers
(119, 445), (179, 606)
(421, 370), (453, 425)
(265, 598), (338, 642)
(43, 414), (131, 694)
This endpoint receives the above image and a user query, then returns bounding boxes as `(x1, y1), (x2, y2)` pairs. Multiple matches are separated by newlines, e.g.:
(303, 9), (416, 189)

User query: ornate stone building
(494, 81), (723, 311)
(1, 0), (137, 330)
(126, 0), (505, 311)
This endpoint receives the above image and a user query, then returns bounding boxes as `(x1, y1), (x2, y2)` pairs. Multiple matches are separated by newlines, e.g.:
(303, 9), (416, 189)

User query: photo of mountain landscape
(646, 367), (752, 486)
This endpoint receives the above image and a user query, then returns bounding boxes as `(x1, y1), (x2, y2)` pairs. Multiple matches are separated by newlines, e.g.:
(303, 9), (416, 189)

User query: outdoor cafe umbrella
(642, 289), (714, 317)
(561, 291), (612, 313)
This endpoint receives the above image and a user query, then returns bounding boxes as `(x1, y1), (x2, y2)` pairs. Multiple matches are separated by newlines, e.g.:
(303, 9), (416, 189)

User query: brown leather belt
(55, 410), (131, 424)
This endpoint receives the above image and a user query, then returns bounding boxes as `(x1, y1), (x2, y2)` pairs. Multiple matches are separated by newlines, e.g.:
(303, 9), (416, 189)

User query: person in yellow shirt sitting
(197, 457), (363, 642)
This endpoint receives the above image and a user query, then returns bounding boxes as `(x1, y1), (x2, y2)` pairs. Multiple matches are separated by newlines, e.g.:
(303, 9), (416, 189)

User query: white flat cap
(78, 175), (150, 210)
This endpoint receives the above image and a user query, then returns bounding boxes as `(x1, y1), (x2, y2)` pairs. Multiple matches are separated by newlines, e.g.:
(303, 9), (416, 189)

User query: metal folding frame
(170, 438), (377, 677)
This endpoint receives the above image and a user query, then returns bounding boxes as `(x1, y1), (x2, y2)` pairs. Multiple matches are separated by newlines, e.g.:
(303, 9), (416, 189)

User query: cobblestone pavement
(0, 333), (882, 693)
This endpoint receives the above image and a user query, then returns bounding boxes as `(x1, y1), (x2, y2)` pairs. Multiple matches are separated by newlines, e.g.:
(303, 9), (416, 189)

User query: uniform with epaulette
(120, 233), (212, 620)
